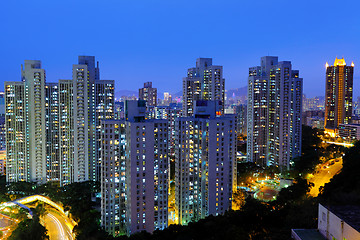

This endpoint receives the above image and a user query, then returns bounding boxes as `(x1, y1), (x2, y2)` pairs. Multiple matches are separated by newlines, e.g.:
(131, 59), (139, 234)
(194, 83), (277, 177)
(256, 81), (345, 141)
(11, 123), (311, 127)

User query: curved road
(308, 158), (343, 197)
(0, 195), (75, 240)
(43, 211), (73, 240)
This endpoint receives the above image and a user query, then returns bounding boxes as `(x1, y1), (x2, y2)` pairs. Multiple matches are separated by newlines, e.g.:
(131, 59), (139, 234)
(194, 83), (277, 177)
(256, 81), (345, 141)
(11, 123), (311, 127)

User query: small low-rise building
(292, 203), (360, 240)
(338, 124), (360, 142)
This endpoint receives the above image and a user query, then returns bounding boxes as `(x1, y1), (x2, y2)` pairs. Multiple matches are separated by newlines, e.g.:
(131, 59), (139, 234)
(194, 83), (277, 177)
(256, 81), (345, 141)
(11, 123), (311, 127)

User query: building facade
(292, 204), (360, 240)
(324, 58), (354, 134)
(5, 60), (46, 183)
(247, 56), (302, 168)
(139, 82), (157, 107)
(183, 58), (225, 117)
(5, 57), (114, 185)
(0, 92), (5, 150)
(45, 83), (60, 182)
(101, 100), (168, 236)
(175, 100), (236, 225)
(338, 124), (360, 142)
(235, 104), (247, 136)
(58, 57), (115, 184)
(101, 120), (126, 236)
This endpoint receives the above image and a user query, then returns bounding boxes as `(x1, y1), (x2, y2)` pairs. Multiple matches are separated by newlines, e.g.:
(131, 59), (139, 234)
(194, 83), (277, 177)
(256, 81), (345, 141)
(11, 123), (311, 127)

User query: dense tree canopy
(319, 141), (360, 205)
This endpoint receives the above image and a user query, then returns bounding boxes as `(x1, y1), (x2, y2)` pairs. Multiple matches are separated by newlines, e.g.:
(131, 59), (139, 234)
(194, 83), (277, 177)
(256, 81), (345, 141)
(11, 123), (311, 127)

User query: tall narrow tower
(5, 60), (46, 183)
(324, 57), (354, 134)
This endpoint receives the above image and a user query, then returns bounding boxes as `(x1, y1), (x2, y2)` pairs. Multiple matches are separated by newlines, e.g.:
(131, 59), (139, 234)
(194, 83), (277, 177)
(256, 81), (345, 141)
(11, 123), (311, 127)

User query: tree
(232, 189), (245, 210)
(9, 216), (48, 240)
(35, 202), (47, 218)
(292, 126), (333, 177)
(319, 140), (360, 205)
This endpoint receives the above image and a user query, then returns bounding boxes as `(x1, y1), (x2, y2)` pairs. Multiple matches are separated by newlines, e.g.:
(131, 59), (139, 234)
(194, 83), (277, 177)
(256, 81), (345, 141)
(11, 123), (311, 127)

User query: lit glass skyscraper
(324, 57), (354, 134)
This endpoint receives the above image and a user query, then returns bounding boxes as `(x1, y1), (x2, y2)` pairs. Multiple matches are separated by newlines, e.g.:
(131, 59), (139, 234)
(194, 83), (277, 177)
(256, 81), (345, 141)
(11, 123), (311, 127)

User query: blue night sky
(1, 0), (360, 97)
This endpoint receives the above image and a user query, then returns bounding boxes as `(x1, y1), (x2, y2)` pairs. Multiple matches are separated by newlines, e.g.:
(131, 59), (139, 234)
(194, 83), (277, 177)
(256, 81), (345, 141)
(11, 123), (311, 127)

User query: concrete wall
(318, 204), (360, 240)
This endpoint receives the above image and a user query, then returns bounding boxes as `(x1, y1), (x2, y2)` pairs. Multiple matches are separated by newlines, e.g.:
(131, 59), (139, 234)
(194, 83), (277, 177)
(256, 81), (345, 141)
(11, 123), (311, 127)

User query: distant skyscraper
(175, 100), (236, 225)
(247, 56), (302, 169)
(164, 92), (170, 101)
(235, 104), (247, 136)
(114, 101), (125, 120)
(139, 82), (157, 107)
(101, 100), (168, 236)
(183, 58), (225, 117)
(303, 95), (325, 111)
(324, 58), (354, 134)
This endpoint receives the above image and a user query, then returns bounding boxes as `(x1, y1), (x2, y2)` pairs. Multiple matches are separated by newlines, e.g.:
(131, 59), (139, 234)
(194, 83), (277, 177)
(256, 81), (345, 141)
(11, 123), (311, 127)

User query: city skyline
(2, 1), (360, 97)
(2, 1), (360, 239)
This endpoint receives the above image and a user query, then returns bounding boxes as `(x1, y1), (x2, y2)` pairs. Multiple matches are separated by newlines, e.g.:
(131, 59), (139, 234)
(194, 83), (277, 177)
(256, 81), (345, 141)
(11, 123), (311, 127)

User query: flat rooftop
(326, 205), (360, 233)
(291, 229), (325, 240)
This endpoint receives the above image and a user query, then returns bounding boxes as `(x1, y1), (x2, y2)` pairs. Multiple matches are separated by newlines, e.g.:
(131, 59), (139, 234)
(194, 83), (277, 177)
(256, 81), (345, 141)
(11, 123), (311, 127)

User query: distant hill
(115, 90), (138, 99)
(171, 91), (183, 98)
(226, 86), (247, 98)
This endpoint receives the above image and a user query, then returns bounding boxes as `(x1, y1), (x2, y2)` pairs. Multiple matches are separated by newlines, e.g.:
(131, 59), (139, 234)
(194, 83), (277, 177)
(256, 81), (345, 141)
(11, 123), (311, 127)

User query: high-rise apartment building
(302, 95), (325, 111)
(183, 58), (225, 117)
(175, 100), (236, 225)
(45, 83), (60, 182)
(5, 60), (47, 183)
(101, 100), (168, 236)
(247, 56), (302, 169)
(324, 58), (354, 134)
(58, 79), (75, 185)
(235, 104), (247, 136)
(0, 92), (6, 150)
(114, 101), (125, 120)
(139, 82), (157, 107)
(94, 80), (115, 181)
(58, 56), (114, 184)
(101, 120), (126, 236)
(5, 56), (114, 185)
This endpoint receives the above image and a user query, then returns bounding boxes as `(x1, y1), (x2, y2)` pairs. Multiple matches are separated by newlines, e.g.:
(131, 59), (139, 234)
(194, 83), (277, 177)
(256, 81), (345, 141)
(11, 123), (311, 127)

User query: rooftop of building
(291, 229), (325, 240)
(339, 123), (360, 127)
(325, 205), (360, 232)
(326, 57), (354, 67)
(334, 57), (346, 66)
